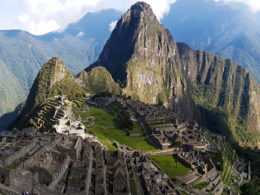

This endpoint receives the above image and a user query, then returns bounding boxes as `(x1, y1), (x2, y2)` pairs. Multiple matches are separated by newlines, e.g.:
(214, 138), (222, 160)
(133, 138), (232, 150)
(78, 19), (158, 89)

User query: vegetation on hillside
(193, 182), (209, 190)
(148, 154), (192, 178)
(78, 66), (121, 96)
(74, 104), (156, 151)
(50, 75), (85, 100)
(0, 60), (26, 130)
(192, 83), (259, 147)
(22, 57), (86, 117)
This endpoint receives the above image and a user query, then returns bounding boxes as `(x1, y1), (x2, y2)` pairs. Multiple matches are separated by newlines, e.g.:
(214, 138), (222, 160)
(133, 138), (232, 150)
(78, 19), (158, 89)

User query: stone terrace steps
(177, 172), (200, 185)
(29, 99), (63, 131)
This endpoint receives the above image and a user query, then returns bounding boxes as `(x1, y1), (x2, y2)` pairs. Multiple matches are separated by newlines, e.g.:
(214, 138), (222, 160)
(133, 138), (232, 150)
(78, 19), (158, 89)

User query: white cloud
(143, 0), (176, 20)
(215, 0), (260, 12)
(17, 0), (176, 35)
(109, 20), (118, 32)
(29, 20), (60, 35)
(77, 31), (84, 37)
(4, 0), (260, 35)
(18, 14), (29, 24)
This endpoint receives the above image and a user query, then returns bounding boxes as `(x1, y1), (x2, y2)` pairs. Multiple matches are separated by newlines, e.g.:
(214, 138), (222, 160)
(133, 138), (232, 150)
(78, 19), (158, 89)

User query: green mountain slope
(163, 0), (260, 82)
(0, 60), (26, 129)
(77, 66), (121, 95)
(0, 9), (122, 130)
(86, 2), (260, 146)
(21, 57), (85, 120)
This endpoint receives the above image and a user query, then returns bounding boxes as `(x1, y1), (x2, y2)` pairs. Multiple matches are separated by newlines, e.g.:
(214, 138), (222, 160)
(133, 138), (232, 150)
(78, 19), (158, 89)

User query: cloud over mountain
(0, 0), (259, 35)
(16, 0), (176, 35)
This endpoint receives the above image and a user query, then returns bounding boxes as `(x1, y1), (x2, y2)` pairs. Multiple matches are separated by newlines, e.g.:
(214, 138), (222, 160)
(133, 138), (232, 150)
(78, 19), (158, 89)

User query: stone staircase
(29, 98), (65, 132)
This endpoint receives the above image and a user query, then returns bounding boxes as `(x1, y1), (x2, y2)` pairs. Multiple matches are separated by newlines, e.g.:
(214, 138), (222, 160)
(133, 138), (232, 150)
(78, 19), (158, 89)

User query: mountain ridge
(83, 1), (260, 146)
(0, 9), (121, 130)
(163, 0), (260, 82)
(19, 57), (85, 126)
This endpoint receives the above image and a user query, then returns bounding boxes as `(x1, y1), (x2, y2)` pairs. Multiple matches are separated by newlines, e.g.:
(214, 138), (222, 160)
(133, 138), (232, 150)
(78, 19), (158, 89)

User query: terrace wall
(4, 139), (37, 166)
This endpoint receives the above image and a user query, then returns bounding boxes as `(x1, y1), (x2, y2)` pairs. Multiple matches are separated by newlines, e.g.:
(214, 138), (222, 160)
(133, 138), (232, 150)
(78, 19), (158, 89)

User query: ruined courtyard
(0, 96), (249, 195)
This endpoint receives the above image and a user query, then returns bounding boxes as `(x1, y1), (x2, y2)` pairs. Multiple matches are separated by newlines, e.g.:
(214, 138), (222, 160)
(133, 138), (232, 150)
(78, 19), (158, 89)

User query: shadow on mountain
(0, 103), (24, 131)
(196, 105), (233, 140)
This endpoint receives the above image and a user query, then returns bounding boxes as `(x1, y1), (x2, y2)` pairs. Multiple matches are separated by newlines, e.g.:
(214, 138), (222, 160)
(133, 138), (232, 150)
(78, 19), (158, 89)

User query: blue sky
(0, 0), (259, 35)
(1, 0), (25, 30)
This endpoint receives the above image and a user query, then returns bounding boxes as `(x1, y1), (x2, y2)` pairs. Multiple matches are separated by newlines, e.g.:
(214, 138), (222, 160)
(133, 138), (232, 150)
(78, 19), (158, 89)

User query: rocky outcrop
(77, 66), (121, 95)
(20, 57), (85, 121)
(86, 2), (194, 120)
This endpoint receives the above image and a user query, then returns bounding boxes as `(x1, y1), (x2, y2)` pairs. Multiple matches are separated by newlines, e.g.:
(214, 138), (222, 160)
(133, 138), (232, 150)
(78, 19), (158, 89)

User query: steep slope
(0, 9), (121, 130)
(0, 60), (26, 129)
(179, 45), (260, 145)
(86, 2), (194, 120)
(85, 1), (260, 146)
(77, 66), (121, 95)
(0, 30), (95, 92)
(21, 57), (85, 119)
(163, 0), (260, 82)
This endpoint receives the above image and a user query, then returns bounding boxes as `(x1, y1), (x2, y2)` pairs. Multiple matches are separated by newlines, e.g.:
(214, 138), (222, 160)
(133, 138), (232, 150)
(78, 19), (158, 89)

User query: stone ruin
(0, 134), (182, 195)
(122, 98), (175, 121)
(149, 121), (207, 150)
(177, 150), (224, 194)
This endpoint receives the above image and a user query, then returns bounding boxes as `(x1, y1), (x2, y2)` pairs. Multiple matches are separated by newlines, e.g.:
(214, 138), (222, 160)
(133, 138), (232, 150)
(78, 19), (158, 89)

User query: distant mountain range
(2, 0), (260, 131)
(163, 0), (260, 81)
(0, 9), (121, 130)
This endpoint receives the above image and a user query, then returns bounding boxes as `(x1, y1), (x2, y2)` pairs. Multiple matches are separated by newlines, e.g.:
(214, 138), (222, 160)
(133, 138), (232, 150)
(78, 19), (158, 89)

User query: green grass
(222, 156), (232, 184)
(193, 182), (209, 190)
(148, 155), (192, 178)
(106, 103), (133, 130)
(129, 129), (143, 134)
(133, 122), (142, 129)
(75, 107), (156, 151)
(5, 137), (13, 143)
(107, 104), (122, 113)
(129, 179), (138, 195)
(178, 126), (186, 131)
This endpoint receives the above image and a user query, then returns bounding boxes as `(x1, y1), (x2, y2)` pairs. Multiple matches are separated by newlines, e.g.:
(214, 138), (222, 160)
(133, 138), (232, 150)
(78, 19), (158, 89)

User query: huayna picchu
(84, 2), (260, 147)
(0, 1), (260, 195)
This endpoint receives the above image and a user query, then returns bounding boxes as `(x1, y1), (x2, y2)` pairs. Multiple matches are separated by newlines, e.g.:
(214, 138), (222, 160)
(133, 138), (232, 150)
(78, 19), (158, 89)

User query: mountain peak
(86, 2), (166, 85)
(122, 1), (157, 25)
(21, 57), (72, 118)
(48, 56), (63, 65)
(129, 1), (153, 14)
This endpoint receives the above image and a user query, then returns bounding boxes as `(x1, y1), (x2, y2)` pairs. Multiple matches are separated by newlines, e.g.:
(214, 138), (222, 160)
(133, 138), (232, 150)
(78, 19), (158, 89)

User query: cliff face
(177, 44), (260, 144)
(85, 2), (260, 145)
(86, 2), (194, 120)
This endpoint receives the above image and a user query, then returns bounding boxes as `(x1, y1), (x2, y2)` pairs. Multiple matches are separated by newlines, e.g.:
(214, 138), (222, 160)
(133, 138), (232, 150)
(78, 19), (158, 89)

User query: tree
(241, 181), (260, 195)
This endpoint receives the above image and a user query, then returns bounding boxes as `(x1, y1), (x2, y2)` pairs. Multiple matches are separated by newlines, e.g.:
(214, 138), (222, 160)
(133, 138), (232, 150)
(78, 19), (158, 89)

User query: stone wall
(9, 168), (37, 193)
(85, 148), (93, 195)
(148, 135), (162, 149)
(74, 137), (83, 160)
(57, 136), (83, 161)
(0, 184), (20, 195)
(4, 139), (37, 166)
(175, 154), (192, 169)
(0, 167), (10, 186)
(23, 146), (48, 170)
(48, 154), (70, 190)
